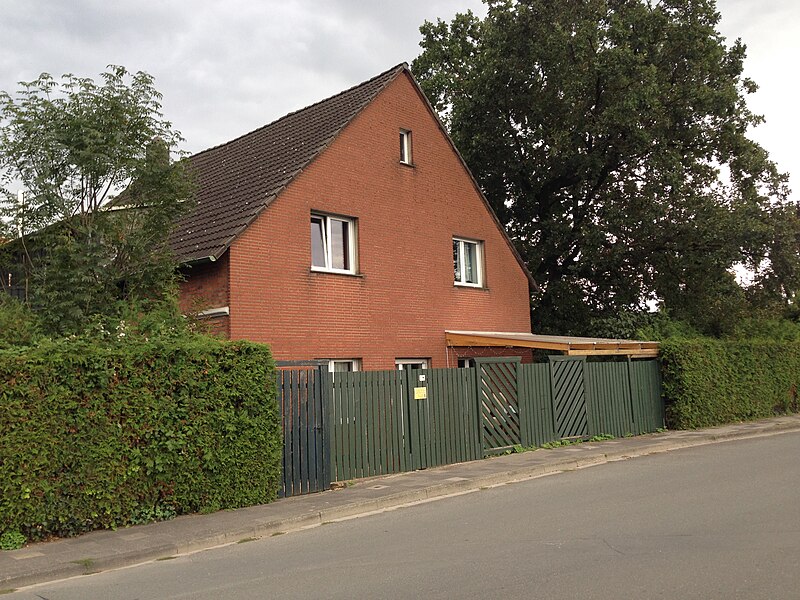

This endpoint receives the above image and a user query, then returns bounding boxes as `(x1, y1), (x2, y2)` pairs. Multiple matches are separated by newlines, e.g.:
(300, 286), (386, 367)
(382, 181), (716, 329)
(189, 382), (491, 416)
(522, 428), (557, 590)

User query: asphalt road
(13, 432), (800, 599)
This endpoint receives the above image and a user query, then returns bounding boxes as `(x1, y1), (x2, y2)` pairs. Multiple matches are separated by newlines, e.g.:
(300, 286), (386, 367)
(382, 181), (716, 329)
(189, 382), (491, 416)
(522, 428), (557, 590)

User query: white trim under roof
(445, 331), (659, 357)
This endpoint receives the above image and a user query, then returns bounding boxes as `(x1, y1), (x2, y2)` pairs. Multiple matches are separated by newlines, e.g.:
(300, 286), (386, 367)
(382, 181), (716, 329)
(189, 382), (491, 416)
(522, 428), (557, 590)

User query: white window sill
(454, 281), (484, 289)
(196, 306), (230, 319)
(310, 267), (362, 277)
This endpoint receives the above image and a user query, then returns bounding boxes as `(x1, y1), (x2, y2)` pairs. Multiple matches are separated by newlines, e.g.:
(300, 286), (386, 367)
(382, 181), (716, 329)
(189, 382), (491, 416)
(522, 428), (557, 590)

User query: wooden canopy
(445, 330), (659, 358)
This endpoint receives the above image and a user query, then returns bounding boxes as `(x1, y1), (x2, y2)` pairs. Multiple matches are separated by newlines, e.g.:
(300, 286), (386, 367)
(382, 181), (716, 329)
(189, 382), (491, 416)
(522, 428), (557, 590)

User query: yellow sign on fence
(414, 386), (427, 400)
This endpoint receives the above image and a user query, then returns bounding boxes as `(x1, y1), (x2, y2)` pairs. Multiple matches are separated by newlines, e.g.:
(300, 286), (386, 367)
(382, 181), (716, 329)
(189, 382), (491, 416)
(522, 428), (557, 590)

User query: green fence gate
(276, 361), (331, 497)
(329, 367), (481, 481)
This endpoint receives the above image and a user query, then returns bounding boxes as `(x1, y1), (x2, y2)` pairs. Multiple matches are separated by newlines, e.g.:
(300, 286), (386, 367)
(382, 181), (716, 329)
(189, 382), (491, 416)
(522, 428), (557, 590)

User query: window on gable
(399, 129), (412, 165)
(453, 237), (483, 287)
(311, 212), (356, 273)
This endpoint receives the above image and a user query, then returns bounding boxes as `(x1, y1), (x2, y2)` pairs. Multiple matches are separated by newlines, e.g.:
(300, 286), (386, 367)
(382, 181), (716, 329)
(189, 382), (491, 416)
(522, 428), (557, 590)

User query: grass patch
(71, 558), (95, 569)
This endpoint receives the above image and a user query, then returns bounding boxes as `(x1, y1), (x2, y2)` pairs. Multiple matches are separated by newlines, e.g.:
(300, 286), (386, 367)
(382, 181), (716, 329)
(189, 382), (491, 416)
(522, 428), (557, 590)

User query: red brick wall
(227, 72), (532, 369)
(178, 253), (230, 337)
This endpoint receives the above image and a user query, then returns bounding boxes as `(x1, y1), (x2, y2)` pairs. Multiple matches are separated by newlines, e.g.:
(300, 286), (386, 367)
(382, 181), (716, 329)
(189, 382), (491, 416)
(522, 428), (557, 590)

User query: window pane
(311, 216), (326, 267)
(464, 241), (477, 284)
(330, 218), (349, 270)
(397, 360), (427, 370)
(453, 240), (461, 282)
(400, 130), (411, 163)
(333, 361), (353, 372)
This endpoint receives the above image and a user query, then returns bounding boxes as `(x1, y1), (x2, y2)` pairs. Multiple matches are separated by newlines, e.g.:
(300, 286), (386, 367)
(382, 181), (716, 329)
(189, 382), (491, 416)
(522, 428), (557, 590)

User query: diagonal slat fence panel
(551, 358), (589, 439)
(477, 358), (522, 454)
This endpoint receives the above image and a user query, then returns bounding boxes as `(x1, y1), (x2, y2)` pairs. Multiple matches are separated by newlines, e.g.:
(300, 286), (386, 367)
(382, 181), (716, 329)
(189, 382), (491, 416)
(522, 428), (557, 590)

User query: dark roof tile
(171, 64), (406, 263)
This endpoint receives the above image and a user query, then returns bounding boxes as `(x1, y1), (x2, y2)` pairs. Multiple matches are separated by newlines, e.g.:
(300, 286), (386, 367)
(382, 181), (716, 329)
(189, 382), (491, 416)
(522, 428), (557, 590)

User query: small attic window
(399, 129), (412, 165)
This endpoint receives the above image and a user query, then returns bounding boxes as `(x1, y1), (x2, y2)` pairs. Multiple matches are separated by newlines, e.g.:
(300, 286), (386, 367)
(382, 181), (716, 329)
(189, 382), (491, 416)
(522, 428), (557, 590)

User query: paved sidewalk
(3, 414), (800, 592)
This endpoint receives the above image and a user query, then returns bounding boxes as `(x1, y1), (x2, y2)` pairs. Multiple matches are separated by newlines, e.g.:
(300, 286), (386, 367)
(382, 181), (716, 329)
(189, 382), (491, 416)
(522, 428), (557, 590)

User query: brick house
(174, 64), (539, 371)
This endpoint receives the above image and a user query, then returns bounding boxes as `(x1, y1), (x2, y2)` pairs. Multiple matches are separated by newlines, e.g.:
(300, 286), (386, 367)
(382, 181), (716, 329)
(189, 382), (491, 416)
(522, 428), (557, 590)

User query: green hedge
(0, 337), (280, 540)
(661, 339), (800, 429)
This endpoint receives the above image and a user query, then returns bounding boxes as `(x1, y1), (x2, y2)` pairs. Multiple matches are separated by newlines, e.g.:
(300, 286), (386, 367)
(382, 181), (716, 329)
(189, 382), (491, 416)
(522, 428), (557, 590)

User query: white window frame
(400, 129), (412, 165)
(395, 358), (428, 371)
(453, 237), (484, 287)
(327, 359), (361, 373)
(311, 212), (357, 274)
(457, 357), (475, 369)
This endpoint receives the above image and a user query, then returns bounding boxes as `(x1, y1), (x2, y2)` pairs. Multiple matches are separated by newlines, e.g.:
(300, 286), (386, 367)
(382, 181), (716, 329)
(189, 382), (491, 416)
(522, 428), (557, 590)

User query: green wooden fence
(326, 358), (664, 483)
(330, 368), (481, 481)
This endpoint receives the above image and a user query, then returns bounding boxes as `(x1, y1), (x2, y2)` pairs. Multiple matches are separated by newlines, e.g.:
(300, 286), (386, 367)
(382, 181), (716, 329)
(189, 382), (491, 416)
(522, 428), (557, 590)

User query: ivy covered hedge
(661, 339), (800, 429)
(0, 337), (280, 540)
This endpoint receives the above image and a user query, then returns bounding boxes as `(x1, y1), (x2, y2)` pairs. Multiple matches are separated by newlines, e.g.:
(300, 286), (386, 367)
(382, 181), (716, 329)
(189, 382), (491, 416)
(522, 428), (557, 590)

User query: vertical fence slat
(398, 369), (410, 473)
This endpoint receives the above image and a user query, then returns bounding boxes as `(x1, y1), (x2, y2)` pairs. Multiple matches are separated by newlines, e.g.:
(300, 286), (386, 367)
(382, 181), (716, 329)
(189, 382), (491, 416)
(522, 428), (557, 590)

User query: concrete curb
(3, 415), (800, 592)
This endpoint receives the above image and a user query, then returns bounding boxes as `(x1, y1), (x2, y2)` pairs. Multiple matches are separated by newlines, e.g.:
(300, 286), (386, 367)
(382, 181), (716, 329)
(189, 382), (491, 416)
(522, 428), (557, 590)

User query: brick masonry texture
(196, 72), (533, 370)
(180, 72), (532, 368)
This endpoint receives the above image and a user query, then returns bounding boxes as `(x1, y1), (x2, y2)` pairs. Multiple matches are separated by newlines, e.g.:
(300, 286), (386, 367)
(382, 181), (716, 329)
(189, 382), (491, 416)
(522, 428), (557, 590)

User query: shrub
(0, 337), (280, 540)
(0, 295), (42, 348)
(661, 339), (800, 429)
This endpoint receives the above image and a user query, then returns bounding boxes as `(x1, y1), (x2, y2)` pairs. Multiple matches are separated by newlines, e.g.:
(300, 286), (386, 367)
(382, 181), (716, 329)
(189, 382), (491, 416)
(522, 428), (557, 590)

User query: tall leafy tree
(413, 0), (797, 336)
(0, 67), (192, 334)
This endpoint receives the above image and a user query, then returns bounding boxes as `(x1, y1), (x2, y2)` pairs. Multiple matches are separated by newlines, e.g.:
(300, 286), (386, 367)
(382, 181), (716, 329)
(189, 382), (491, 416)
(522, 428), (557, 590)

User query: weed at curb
(71, 558), (95, 569)
(156, 556), (177, 561)
(271, 531), (286, 536)
(237, 537), (258, 544)
(540, 434), (616, 449)
(71, 557), (99, 574)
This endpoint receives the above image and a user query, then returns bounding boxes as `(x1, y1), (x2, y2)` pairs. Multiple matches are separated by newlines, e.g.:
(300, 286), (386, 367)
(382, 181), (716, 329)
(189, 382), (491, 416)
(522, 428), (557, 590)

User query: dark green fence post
(518, 361), (531, 447)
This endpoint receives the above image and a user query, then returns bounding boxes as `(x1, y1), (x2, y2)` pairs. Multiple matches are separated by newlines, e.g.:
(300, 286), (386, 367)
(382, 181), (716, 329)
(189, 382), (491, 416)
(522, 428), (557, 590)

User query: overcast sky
(1, 0), (797, 201)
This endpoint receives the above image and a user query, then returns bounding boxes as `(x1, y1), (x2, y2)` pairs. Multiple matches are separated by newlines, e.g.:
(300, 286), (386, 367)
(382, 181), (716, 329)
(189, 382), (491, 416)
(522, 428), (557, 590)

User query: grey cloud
(0, 0), (795, 197)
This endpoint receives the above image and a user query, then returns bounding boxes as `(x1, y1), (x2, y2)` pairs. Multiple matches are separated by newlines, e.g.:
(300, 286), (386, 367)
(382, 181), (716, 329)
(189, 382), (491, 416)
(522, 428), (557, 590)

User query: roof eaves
(178, 64), (408, 265)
